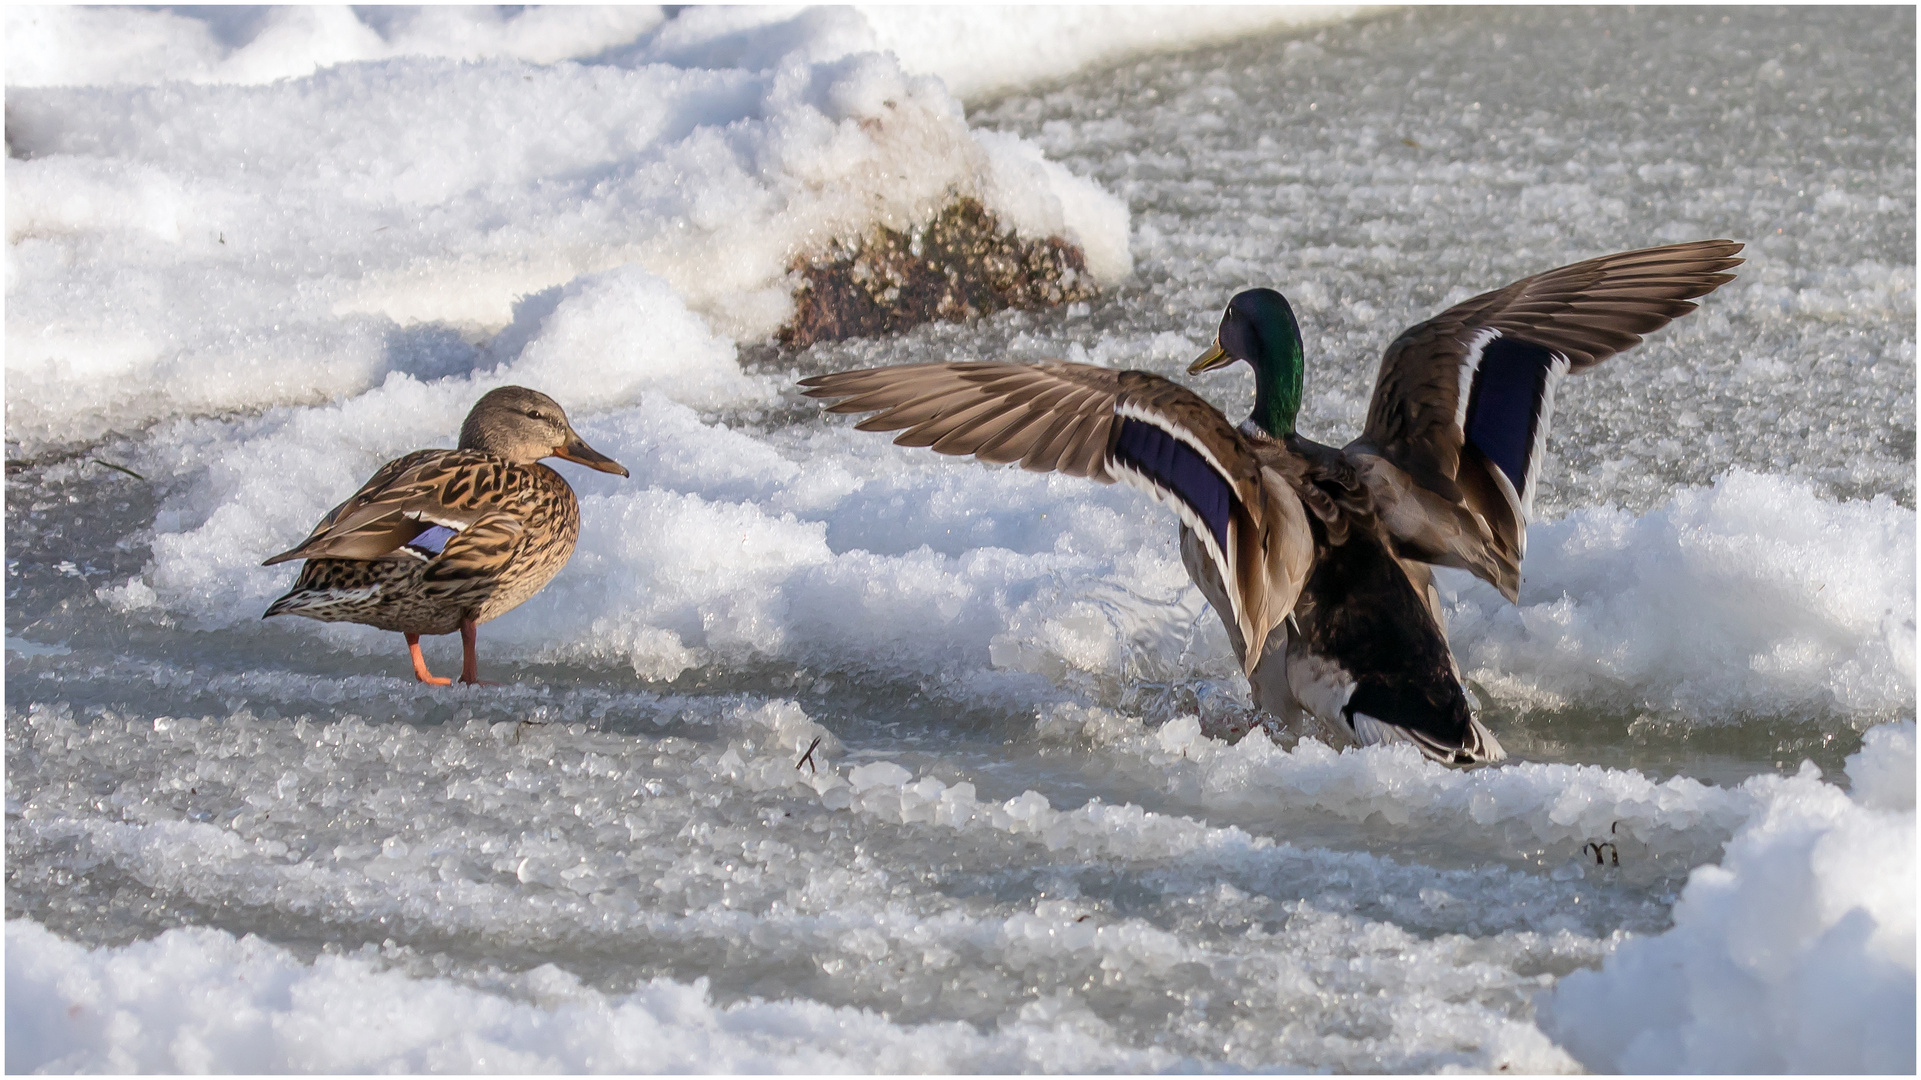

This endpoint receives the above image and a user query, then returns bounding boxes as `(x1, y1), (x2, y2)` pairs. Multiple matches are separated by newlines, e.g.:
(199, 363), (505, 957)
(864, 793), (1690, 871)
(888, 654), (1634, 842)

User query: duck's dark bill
(556, 440), (630, 477)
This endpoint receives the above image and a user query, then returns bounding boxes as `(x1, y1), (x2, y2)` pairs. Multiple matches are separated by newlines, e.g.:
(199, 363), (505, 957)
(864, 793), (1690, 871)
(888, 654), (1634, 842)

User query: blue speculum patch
(1464, 336), (1557, 495)
(406, 524), (459, 556)
(1113, 417), (1233, 553)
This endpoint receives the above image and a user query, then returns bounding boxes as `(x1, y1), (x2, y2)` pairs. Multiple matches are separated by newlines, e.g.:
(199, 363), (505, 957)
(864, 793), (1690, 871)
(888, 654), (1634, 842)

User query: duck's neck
(1248, 331), (1305, 439)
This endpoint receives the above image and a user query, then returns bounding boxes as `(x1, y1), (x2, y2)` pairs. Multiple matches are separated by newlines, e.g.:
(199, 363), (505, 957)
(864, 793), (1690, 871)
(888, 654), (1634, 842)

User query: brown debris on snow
(778, 198), (1097, 349)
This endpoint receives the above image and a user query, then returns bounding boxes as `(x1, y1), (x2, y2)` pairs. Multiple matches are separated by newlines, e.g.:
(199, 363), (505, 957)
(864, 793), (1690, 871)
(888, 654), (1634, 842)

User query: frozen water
(7, 6), (1915, 1074)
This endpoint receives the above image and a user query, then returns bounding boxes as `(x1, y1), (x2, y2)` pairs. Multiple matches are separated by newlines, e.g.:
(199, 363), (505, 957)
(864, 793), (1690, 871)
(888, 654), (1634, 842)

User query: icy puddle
(7, 6), (1915, 1074)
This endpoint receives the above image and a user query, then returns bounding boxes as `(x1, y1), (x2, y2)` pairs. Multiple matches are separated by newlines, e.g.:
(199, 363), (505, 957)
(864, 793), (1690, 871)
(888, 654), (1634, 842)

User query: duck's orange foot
(406, 633), (453, 686)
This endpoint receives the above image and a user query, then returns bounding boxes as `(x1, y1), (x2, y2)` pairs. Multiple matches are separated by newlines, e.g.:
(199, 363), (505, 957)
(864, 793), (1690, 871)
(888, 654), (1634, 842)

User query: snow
(6, 698), (1911, 1072)
(7, 5), (1914, 1074)
(5, 917), (1187, 1073)
(1540, 722), (1916, 1073)
(7, 5), (1363, 99)
(6, 9), (1134, 451)
(5, 6), (668, 88)
(1445, 471), (1916, 722)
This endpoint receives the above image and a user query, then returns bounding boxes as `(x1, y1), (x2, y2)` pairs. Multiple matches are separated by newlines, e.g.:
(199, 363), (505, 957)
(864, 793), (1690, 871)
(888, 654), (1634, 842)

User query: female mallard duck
(800, 240), (1742, 764)
(262, 386), (628, 685)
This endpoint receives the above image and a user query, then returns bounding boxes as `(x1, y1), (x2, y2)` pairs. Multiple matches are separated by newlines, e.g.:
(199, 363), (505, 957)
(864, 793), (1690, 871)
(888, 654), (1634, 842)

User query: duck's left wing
(1355, 240), (1743, 598)
(800, 361), (1308, 673)
(262, 450), (509, 566)
(421, 512), (528, 584)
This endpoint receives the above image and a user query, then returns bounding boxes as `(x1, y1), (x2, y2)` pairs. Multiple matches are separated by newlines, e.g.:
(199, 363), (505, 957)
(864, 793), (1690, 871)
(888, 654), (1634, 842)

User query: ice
(5, 693), (1906, 1072)
(7, 7), (1914, 1074)
(1539, 721), (1916, 1073)
(1, 699), (1629, 1073)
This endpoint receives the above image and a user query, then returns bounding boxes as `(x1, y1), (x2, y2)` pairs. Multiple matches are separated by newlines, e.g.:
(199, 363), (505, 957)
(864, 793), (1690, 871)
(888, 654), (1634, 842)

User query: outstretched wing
(1356, 240), (1743, 594)
(261, 449), (510, 566)
(800, 361), (1310, 672)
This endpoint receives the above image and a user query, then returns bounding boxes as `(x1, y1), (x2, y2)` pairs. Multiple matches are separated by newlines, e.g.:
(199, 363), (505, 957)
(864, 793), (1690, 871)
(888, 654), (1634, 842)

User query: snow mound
(646, 5), (1369, 103)
(1539, 720), (1917, 1073)
(5, 4), (1376, 453)
(1447, 471), (1916, 720)
(2, 918), (1182, 1073)
(6, 15), (1131, 451)
(8, 5), (1365, 100)
(5, 6), (666, 87)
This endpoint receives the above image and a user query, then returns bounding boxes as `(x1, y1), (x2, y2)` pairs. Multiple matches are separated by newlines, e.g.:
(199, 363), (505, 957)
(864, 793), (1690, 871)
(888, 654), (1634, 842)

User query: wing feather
(972, 387), (1080, 464)
(801, 360), (1313, 663)
(423, 512), (526, 583)
(262, 449), (506, 566)
(1022, 387), (1107, 475)
(1353, 240), (1741, 597)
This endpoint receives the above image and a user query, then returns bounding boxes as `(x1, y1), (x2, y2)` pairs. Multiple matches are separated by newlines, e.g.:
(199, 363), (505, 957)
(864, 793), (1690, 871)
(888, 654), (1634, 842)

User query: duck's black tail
(1287, 530), (1506, 766)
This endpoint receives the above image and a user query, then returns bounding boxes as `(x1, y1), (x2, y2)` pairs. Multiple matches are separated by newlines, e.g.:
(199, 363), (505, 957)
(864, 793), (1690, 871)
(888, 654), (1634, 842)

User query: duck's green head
(1188, 288), (1305, 438)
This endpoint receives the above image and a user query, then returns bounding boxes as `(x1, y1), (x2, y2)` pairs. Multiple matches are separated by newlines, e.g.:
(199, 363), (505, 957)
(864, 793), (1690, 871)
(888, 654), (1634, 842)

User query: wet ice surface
(6, 6), (1915, 1074)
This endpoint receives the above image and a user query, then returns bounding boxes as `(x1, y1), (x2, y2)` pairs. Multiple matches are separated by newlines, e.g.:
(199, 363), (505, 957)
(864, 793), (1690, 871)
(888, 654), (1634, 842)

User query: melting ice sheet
(6, 5), (1916, 1074)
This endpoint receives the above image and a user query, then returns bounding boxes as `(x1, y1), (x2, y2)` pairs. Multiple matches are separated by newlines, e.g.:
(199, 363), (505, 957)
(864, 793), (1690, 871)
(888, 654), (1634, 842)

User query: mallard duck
(799, 241), (1742, 764)
(262, 386), (628, 684)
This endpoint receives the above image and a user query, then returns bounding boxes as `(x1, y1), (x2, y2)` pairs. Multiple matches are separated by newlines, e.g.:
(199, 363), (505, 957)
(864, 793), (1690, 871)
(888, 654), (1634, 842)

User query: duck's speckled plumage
(801, 241), (1743, 764)
(264, 449), (582, 634)
(263, 386), (626, 684)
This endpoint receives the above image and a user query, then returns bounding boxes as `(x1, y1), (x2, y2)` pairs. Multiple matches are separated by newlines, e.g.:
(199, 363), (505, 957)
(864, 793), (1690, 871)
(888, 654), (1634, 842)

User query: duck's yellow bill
(1188, 341), (1231, 374)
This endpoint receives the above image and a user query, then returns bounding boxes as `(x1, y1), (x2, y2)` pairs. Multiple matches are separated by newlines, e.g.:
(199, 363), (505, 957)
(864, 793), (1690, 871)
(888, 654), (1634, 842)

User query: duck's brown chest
(465, 463), (580, 624)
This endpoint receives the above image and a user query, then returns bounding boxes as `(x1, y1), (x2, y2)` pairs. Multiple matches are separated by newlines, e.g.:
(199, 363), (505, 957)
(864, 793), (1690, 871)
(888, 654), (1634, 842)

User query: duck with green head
(800, 241), (1742, 764)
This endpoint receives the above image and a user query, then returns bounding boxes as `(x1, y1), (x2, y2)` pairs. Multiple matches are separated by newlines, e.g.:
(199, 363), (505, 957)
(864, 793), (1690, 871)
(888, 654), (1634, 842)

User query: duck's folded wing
(800, 361), (1308, 673)
(261, 449), (505, 565)
(1356, 240), (1743, 596)
(421, 512), (527, 584)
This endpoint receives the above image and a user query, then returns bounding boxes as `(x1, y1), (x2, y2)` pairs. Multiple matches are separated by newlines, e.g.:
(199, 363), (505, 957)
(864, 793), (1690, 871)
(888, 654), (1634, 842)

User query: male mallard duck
(263, 386), (628, 684)
(799, 241), (1742, 764)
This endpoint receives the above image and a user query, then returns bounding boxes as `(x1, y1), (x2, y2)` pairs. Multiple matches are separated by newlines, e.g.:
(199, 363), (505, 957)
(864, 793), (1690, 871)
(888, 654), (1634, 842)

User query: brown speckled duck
(263, 386), (628, 684)
(801, 242), (1743, 764)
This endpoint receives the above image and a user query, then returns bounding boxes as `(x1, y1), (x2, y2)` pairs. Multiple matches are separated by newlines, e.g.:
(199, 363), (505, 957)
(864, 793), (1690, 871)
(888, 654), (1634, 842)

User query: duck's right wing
(800, 361), (1314, 673)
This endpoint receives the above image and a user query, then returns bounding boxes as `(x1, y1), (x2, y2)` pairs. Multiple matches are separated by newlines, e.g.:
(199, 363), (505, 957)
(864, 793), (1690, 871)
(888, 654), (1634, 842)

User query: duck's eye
(525, 409), (543, 420)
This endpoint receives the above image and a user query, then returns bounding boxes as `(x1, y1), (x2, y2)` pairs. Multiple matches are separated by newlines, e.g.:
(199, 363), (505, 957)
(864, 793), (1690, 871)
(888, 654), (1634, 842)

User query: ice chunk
(848, 761), (913, 792)
(1847, 720), (1916, 812)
